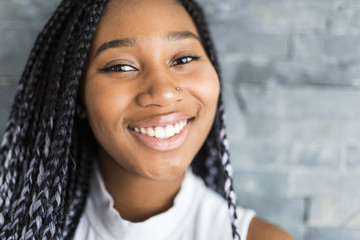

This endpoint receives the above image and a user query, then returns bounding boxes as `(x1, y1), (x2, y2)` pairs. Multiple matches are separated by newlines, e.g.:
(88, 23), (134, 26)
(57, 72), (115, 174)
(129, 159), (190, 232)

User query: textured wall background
(1, 0), (360, 239)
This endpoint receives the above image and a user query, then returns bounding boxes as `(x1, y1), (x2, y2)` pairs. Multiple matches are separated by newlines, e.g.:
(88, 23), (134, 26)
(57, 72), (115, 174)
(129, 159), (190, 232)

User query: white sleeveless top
(73, 166), (255, 240)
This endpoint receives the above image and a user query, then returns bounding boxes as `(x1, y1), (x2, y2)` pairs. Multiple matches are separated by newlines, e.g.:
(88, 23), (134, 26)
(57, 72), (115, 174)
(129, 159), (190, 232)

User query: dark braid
(0, 0), (109, 239)
(2, 4), (77, 238)
(0, 0), (240, 239)
(0, 1), (74, 230)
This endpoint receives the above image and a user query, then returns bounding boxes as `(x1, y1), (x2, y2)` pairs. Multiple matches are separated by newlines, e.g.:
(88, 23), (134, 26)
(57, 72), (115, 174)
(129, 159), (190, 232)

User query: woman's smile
(128, 113), (194, 151)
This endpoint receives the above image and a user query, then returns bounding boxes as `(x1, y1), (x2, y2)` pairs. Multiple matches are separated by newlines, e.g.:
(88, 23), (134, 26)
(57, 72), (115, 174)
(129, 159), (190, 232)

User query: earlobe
(76, 105), (87, 119)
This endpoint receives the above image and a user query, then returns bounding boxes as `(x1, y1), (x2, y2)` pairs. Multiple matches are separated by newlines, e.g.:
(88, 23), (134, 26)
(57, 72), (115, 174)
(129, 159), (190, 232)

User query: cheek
(185, 66), (219, 148)
(83, 77), (131, 133)
(189, 66), (220, 111)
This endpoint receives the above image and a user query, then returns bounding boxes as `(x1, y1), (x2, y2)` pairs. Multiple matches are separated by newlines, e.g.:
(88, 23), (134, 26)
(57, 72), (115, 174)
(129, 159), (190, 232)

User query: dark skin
(98, 148), (184, 222)
(81, 0), (295, 239)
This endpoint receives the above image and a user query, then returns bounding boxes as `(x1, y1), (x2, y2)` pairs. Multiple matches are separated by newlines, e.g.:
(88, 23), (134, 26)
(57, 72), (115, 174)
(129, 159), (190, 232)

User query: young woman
(0, 0), (294, 239)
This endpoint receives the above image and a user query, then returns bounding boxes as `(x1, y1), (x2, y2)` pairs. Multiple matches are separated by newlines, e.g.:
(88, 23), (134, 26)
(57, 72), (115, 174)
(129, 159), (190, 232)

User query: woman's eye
(171, 56), (200, 66)
(100, 64), (137, 72)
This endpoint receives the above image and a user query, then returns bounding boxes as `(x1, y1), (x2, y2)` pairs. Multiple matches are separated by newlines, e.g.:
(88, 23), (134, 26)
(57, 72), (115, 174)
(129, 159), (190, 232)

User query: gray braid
(0, 1), (73, 233)
(218, 98), (240, 240)
(0, 0), (109, 239)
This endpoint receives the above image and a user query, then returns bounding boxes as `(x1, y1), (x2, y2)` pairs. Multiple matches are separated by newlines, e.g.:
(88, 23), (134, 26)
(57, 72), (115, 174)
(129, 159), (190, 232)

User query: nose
(135, 70), (183, 107)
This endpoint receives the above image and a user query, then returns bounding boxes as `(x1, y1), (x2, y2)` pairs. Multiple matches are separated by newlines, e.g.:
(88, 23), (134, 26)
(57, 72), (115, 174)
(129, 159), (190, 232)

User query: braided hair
(0, 0), (241, 239)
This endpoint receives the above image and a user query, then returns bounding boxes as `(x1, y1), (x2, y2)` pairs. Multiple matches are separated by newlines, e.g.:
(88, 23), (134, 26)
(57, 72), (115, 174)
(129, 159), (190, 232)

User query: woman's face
(83, 0), (220, 181)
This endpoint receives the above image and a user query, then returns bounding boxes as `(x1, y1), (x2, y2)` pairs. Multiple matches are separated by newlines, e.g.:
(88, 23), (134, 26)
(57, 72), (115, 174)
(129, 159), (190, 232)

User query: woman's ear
(76, 82), (87, 119)
(76, 105), (87, 119)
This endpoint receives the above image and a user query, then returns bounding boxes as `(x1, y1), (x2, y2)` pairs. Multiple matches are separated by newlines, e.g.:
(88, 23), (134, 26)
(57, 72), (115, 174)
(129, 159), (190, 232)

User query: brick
(283, 224), (307, 240)
(230, 140), (285, 170)
(233, 170), (289, 197)
(287, 142), (341, 168)
(246, 118), (360, 142)
(199, 0), (328, 32)
(220, 56), (360, 86)
(221, 55), (276, 84)
(222, 81), (247, 143)
(275, 60), (360, 86)
(241, 2), (327, 31)
(0, 27), (39, 76)
(197, 1), (250, 24)
(211, 24), (288, 57)
(290, 172), (360, 196)
(230, 118), (354, 169)
(294, 33), (360, 61)
(0, 1), (60, 76)
(281, 86), (360, 118)
(234, 83), (280, 118)
(238, 194), (306, 224)
(231, 140), (341, 171)
(237, 194), (307, 239)
(0, 1), (59, 28)
(308, 196), (360, 227)
(348, 212), (360, 227)
(228, 143), (251, 170)
(219, 56), (246, 83)
(244, 118), (283, 139)
(305, 227), (360, 240)
(326, 2), (360, 34)
(0, 80), (18, 137)
(235, 83), (360, 118)
(346, 144), (360, 169)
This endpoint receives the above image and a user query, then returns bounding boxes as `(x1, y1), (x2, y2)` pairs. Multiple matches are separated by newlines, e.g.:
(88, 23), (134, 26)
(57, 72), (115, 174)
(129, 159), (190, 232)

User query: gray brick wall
(1, 0), (359, 239)
(196, 0), (360, 239)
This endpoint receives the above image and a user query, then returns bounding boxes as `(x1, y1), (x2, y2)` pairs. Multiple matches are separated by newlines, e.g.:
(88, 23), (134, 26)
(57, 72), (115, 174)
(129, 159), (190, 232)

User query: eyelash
(99, 55), (200, 73)
(170, 55), (200, 66)
(99, 64), (136, 72)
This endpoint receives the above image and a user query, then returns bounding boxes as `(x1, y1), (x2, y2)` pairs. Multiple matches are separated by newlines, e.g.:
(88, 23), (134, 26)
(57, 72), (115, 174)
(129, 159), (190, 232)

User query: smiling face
(82, 0), (220, 181)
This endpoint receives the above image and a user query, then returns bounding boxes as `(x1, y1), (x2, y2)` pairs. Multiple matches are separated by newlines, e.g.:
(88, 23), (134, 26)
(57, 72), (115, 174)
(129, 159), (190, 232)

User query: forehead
(93, 0), (198, 43)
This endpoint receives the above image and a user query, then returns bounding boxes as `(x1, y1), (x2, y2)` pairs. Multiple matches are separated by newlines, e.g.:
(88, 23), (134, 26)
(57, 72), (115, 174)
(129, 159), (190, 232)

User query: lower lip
(131, 122), (190, 152)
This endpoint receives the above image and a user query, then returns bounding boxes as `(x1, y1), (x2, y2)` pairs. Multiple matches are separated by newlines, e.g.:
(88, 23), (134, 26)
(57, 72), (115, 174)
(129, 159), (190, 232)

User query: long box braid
(0, 0), (108, 239)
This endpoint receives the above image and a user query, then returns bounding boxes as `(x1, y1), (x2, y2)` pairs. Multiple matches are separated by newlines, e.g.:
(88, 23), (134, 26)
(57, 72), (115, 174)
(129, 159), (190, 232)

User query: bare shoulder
(247, 217), (295, 240)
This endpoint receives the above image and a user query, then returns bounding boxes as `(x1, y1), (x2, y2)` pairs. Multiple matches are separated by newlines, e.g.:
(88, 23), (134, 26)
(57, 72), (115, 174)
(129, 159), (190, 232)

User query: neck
(98, 151), (185, 222)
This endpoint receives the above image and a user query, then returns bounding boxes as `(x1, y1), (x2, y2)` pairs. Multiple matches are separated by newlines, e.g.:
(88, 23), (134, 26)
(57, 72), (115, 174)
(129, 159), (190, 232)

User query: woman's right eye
(99, 64), (137, 72)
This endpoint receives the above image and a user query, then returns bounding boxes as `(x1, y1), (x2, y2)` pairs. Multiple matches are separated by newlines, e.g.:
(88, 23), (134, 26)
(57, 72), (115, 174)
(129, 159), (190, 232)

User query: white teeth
(147, 127), (155, 137)
(174, 123), (180, 134)
(134, 120), (188, 139)
(154, 126), (165, 139)
(165, 125), (175, 138)
(180, 120), (185, 128)
(140, 128), (147, 134)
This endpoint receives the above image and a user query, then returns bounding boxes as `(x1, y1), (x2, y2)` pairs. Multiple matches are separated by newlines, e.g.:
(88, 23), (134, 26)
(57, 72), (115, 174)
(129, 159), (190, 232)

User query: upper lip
(129, 113), (194, 128)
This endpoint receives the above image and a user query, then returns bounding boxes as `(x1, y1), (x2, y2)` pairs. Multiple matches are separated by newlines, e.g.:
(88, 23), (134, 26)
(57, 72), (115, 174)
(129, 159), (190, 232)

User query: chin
(141, 164), (188, 182)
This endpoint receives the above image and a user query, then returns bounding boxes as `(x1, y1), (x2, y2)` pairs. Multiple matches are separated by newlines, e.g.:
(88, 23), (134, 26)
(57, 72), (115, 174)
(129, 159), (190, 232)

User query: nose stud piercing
(175, 87), (180, 91)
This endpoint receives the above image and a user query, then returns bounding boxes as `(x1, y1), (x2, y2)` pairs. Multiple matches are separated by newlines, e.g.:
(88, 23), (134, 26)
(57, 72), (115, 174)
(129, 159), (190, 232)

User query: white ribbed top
(73, 166), (255, 240)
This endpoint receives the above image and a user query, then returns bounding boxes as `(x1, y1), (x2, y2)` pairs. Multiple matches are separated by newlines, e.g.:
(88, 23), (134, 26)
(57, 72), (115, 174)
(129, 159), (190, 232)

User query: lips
(128, 113), (193, 151)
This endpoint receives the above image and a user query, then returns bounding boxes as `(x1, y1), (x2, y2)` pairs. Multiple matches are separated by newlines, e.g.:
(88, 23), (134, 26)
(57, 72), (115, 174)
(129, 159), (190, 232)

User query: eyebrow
(94, 31), (200, 58)
(167, 31), (200, 42)
(95, 38), (135, 57)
